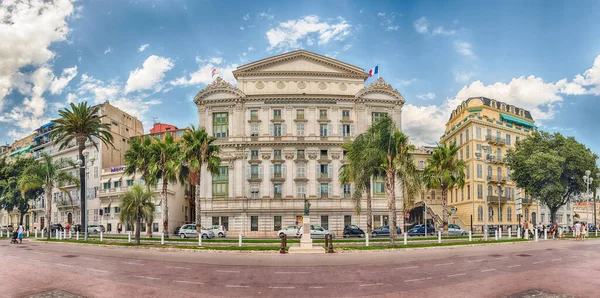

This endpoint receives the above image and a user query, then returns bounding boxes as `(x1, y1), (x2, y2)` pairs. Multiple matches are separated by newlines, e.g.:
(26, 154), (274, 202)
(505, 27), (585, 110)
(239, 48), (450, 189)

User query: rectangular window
(516, 136), (520, 143)
(274, 216), (282, 231)
(466, 145), (470, 159)
(372, 112), (387, 123)
(104, 207), (110, 214)
(250, 165), (259, 179)
(127, 179), (134, 186)
(466, 165), (470, 178)
(320, 150), (328, 160)
(374, 179), (385, 194)
(296, 109), (304, 120)
(321, 215), (329, 230)
(273, 109), (282, 120)
(343, 184), (351, 196)
(477, 184), (483, 199)
(114, 180), (122, 188)
(250, 123), (259, 136)
(342, 110), (350, 120)
(296, 123), (305, 136)
(496, 131), (501, 139)
(153, 223), (159, 232)
(251, 150), (259, 160)
(418, 160), (424, 170)
(460, 150), (463, 160)
(297, 149), (305, 159)
(297, 183), (306, 198)
(486, 129), (491, 138)
(221, 217), (229, 230)
(250, 183), (260, 199)
(273, 124), (282, 136)
(341, 124), (351, 137)
(251, 216), (258, 231)
(297, 163), (306, 178)
(506, 134), (511, 146)
(319, 164), (328, 178)
(103, 182), (111, 189)
(459, 133), (463, 145)
(273, 164), (282, 178)
(320, 183), (329, 198)
(465, 129), (469, 141)
(274, 150), (282, 160)
(476, 144), (482, 154)
(467, 185), (471, 200)
(212, 166), (229, 197)
(461, 188), (464, 201)
(94, 167), (99, 179)
(344, 215), (352, 227)
(213, 112), (229, 138)
(319, 124), (328, 136)
(250, 110), (258, 120)
(115, 207), (121, 214)
(476, 127), (482, 139)
(274, 183), (282, 199)
(212, 217), (219, 225)
(319, 109), (327, 120)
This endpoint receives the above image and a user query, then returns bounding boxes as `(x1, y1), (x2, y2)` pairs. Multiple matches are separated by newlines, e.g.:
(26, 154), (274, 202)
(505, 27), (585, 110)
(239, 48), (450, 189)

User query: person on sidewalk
(581, 222), (586, 241)
(17, 225), (24, 244)
(553, 221), (559, 240)
(523, 221), (529, 239)
(574, 222), (581, 241)
(538, 222), (544, 238)
(65, 223), (71, 238)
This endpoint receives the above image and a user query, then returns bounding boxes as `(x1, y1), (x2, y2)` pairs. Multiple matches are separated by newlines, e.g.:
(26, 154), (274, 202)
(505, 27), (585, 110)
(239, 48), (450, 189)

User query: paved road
(0, 239), (598, 297)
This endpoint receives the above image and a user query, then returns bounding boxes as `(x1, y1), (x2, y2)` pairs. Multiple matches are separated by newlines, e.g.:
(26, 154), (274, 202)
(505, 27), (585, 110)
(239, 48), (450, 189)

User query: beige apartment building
(193, 50), (406, 237)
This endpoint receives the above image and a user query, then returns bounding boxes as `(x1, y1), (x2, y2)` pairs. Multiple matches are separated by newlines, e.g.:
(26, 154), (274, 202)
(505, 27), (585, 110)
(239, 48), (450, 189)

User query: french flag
(369, 65), (379, 77)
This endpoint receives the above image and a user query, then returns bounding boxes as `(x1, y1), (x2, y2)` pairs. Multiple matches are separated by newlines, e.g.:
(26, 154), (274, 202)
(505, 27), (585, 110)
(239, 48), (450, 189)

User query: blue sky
(2, 0), (600, 157)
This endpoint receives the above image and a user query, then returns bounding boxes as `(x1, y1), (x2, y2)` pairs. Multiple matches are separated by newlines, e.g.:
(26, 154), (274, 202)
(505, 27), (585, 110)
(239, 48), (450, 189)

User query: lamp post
(476, 143), (491, 241)
(496, 183), (503, 231)
(76, 156), (96, 241)
(583, 170), (593, 230)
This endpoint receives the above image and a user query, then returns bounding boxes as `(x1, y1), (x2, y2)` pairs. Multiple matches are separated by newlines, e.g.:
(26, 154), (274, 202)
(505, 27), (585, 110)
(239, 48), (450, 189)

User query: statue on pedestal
(304, 196), (311, 216)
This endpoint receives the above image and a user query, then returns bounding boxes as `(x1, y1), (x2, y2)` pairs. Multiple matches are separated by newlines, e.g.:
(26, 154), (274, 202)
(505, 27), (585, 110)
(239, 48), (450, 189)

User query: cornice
(193, 77), (246, 105)
(235, 71), (367, 79)
(355, 77), (405, 105)
(214, 139), (349, 149)
(440, 118), (532, 142)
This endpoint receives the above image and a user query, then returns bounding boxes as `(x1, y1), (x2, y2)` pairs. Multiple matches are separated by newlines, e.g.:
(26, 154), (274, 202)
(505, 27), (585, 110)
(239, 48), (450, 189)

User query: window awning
(40, 122), (53, 129)
(500, 114), (536, 128)
(8, 146), (31, 157)
(100, 200), (112, 208)
(100, 178), (112, 184)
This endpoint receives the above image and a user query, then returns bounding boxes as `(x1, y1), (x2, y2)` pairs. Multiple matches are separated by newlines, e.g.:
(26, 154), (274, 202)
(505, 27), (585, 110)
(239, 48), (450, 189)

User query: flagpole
(377, 64), (380, 80)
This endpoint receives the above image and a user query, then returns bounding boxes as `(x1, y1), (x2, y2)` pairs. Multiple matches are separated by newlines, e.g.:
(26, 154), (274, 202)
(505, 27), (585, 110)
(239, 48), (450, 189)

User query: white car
(87, 225), (103, 234)
(178, 224), (214, 239)
(448, 224), (467, 236)
(209, 225), (227, 237)
(296, 225), (335, 239)
(277, 225), (299, 238)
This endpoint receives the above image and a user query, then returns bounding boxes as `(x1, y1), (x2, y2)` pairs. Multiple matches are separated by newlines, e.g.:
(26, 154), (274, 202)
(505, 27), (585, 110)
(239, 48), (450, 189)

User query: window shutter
(350, 184), (355, 195)
(339, 124), (343, 136)
(316, 184), (321, 197)
(328, 164), (333, 178)
(340, 186), (344, 199)
(259, 165), (264, 178)
(270, 165), (274, 178)
(327, 123), (332, 136)
(269, 124), (274, 136)
(246, 166), (251, 179)
(281, 123), (287, 135)
(350, 124), (355, 136)
(328, 185), (332, 198)
(316, 164), (320, 177)
(282, 164), (287, 176)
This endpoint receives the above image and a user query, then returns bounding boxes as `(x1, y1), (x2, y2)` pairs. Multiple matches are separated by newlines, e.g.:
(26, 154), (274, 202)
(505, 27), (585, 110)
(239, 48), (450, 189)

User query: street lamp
(583, 170), (593, 230)
(76, 156), (96, 241)
(476, 143), (491, 241)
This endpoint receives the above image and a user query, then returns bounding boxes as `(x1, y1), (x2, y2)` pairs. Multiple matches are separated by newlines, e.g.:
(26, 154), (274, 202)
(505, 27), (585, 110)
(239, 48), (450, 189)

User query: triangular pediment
(233, 50), (369, 80)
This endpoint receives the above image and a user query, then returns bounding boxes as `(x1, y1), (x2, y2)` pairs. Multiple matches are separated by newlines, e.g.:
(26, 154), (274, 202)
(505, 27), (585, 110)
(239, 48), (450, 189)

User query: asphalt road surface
(1, 239), (598, 298)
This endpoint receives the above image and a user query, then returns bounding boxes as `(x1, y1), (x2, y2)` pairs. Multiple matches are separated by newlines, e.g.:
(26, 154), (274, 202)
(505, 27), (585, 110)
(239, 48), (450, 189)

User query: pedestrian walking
(538, 222), (544, 238)
(17, 224), (24, 244)
(574, 222), (581, 241)
(553, 221), (559, 240)
(523, 221), (529, 239)
(581, 222), (586, 241)
(65, 223), (71, 238)
(117, 223), (122, 234)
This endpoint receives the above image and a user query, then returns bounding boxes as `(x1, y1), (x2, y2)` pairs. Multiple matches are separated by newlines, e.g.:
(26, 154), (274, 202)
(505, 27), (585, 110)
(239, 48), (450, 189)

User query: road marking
(435, 262), (454, 266)
(166, 266), (190, 270)
(33, 252), (50, 255)
(27, 258), (38, 262)
(225, 285), (249, 288)
(123, 262), (144, 265)
(82, 257), (98, 261)
(174, 281), (204, 285)
(54, 264), (74, 268)
(569, 256), (577, 259)
(395, 266), (419, 270)
(447, 273), (466, 277)
(469, 259), (485, 263)
(217, 270), (240, 273)
(404, 277), (432, 283)
(275, 271), (309, 274)
(551, 258), (562, 261)
(359, 283), (384, 287)
(87, 268), (108, 273)
(495, 257), (509, 260)
(508, 265), (521, 268)
(134, 275), (159, 280)
(481, 269), (496, 272)
(309, 286), (324, 289)
(269, 286), (296, 289)
(533, 261), (546, 264)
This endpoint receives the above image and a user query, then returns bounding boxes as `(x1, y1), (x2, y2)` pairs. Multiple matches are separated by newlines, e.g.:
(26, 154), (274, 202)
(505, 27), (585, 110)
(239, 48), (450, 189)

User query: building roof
(449, 97), (534, 121)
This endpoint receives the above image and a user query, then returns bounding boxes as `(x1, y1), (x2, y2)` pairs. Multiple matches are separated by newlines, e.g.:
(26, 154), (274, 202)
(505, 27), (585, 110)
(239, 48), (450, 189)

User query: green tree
(507, 131), (598, 224)
(423, 142), (466, 234)
(51, 102), (114, 239)
(0, 158), (44, 226)
(181, 126), (221, 237)
(19, 153), (79, 239)
(119, 184), (155, 244)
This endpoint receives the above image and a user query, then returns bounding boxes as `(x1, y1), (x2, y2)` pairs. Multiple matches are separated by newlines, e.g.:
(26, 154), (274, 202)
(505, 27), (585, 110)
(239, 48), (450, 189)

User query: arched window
(488, 206), (494, 222)
(496, 148), (501, 160)
(487, 166), (492, 178)
(525, 208), (529, 222)
(487, 185), (493, 198)
(532, 212), (537, 224)
(507, 207), (512, 221)
(478, 206), (483, 221)
(497, 167), (502, 180)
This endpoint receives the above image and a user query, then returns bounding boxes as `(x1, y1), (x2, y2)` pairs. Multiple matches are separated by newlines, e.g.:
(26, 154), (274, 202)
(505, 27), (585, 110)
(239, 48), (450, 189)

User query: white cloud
(138, 44), (149, 52)
(342, 44), (352, 51)
(454, 71), (475, 83)
(243, 13), (250, 21)
(572, 55), (600, 95)
(49, 66), (78, 94)
(454, 41), (475, 57)
(104, 47), (112, 54)
(265, 15), (351, 51)
(377, 12), (386, 17)
(395, 79), (417, 86)
(124, 55), (174, 94)
(170, 57), (238, 86)
(387, 26), (400, 31)
(0, 0), (74, 110)
(378, 12), (400, 31)
(240, 26), (244, 30)
(258, 11), (274, 20)
(248, 46), (255, 51)
(432, 26), (456, 36)
(416, 92), (436, 100)
(413, 17), (429, 34)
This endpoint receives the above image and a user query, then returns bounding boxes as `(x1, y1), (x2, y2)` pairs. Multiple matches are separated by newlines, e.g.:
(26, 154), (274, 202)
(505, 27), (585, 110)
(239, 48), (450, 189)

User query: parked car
(343, 225), (365, 238)
(0, 225), (8, 233)
(297, 225), (335, 239)
(71, 224), (83, 233)
(50, 224), (63, 233)
(448, 224), (467, 236)
(210, 225), (227, 237)
(371, 225), (402, 238)
(87, 225), (102, 234)
(407, 224), (435, 236)
(178, 224), (214, 239)
(174, 226), (181, 235)
(277, 225), (299, 238)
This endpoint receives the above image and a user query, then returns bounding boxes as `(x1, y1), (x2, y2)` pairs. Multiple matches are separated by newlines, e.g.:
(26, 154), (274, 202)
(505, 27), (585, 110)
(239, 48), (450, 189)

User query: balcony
(486, 135), (506, 146)
(274, 193), (282, 199)
(296, 153), (306, 160)
(57, 198), (81, 208)
(319, 192), (330, 199)
(487, 196), (508, 204)
(521, 198), (534, 205)
(273, 153), (283, 161)
(490, 156), (506, 164)
(487, 176), (507, 184)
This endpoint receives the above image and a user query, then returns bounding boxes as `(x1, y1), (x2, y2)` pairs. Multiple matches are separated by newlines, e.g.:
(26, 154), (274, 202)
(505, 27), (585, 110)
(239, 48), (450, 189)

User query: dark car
(343, 225), (365, 238)
(50, 224), (63, 232)
(371, 225), (402, 237)
(71, 224), (83, 233)
(174, 226), (181, 235)
(407, 224), (435, 236)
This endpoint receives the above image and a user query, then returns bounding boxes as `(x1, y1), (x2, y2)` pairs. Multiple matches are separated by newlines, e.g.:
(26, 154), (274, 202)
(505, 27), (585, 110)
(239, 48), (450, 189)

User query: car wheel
(343, 233), (349, 238)
(359, 233), (365, 238)
(372, 232), (377, 238)
(218, 232), (224, 237)
(461, 232), (466, 236)
(201, 234), (208, 239)
(179, 233), (186, 239)
(279, 233), (285, 238)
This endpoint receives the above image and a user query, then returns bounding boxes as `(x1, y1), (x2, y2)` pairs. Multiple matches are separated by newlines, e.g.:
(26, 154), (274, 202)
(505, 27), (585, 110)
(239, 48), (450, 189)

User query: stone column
(261, 151), (271, 198)
(308, 150), (318, 198)
(307, 106), (317, 136)
(331, 152), (342, 198)
(285, 152), (294, 198)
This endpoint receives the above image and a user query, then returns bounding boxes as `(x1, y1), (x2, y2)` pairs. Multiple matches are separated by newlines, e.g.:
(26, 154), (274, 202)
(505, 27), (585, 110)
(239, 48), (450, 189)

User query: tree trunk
(45, 187), (52, 239)
(195, 170), (202, 237)
(441, 188), (448, 234)
(162, 179), (169, 238)
(136, 207), (141, 245)
(147, 222), (153, 238)
(19, 211), (25, 226)
(366, 183), (372, 233)
(550, 206), (559, 227)
(78, 142), (86, 240)
(385, 169), (396, 245)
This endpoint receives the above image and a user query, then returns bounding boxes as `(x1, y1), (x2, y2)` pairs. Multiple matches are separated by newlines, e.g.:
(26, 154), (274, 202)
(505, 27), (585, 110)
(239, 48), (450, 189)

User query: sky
(2, 0), (600, 157)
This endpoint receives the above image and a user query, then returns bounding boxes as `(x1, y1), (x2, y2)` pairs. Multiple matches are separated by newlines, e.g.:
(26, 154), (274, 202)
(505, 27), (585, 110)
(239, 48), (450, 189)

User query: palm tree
(19, 153), (79, 239)
(124, 136), (154, 181)
(423, 142), (466, 234)
(51, 102), (114, 240)
(119, 184), (155, 244)
(148, 133), (184, 237)
(181, 126), (221, 237)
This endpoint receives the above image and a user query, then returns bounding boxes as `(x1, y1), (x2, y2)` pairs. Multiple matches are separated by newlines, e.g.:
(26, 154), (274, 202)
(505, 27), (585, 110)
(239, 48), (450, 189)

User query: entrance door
(25, 215), (30, 230)
(67, 213), (73, 224)
(296, 216), (303, 226)
(40, 217), (45, 230)
(383, 215), (389, 226)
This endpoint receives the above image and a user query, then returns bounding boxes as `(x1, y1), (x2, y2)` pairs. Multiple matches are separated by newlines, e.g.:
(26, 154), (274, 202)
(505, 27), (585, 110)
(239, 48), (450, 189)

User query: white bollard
(1, 231), (3, 237)
(42, 229), (45, 239)
(494, 230), (498, 240)
(517, 228), (521, 238)
(35, 229), (38, 239)
(238, 233), (242, 247)
(63, 230), (66, 239)
(365, 232), (369, 247)
(27, 231), (30, 238)
(438, 230), (441, 243)
(76, 231), (79, 241)
(544, 229), (548, 240)
(199, 234), (202, 246)
(403, 232), (407, 245)
(499, 227), (502, 239)
(596, 229), (598, 237)
(525, 229), (529, 240)
(100, 231), (103, 242)
(56, 230), (59, 240)
(535, 229), (538, 242)
(469, 231), (472, 242)
(508, 227), (512, 239)
(128, 231), (131, 243)
(69, 230), (72, 239)
(161, 232), (164, 245)
(572, 230), (575, 238)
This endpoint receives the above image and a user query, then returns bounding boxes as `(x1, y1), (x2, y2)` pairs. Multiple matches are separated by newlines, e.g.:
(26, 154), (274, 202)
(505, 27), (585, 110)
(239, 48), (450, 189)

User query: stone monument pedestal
(288, 216), (325, 254)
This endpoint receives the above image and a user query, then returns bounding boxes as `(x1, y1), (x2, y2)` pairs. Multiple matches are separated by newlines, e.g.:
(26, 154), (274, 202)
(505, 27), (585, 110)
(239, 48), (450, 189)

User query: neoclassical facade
(193, 50), (405, 237)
